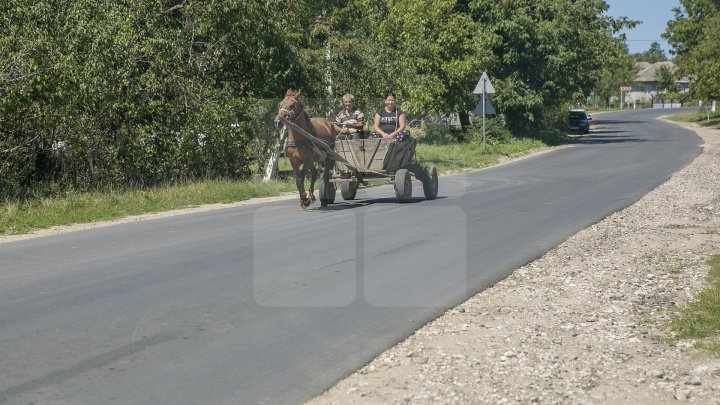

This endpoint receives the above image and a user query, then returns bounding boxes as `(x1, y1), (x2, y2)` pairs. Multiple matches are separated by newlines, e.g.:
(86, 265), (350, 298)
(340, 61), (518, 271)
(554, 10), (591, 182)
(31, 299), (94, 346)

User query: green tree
(632, 41), (668, 63)
(0, 0), (329, 197)
(665, 0), (720, 100)
(593, 51), (637, 107)
(656, 65), (681, 93)
(379, 0), (495, 116)
(325, 0), (495, 120)
(467, 0), (636, 129)
(321, 0), (392, 108)
(0, 0), (647, 199)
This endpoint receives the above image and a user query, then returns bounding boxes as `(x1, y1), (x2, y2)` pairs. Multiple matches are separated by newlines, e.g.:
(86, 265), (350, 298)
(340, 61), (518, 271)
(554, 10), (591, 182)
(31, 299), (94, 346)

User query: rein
(277, 95), (384, 175)
(280, 117), (384, 175)
(279, 117), (332, 149)
(278, 98), (328, 147)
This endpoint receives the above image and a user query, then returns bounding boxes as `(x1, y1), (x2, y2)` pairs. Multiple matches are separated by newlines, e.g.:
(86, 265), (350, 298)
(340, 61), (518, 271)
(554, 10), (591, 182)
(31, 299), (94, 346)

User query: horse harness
(277, 96), (385, 175)
(285, 131), (330, 160)
(286, 139), (323, 159)
(278, 97), (333, 157)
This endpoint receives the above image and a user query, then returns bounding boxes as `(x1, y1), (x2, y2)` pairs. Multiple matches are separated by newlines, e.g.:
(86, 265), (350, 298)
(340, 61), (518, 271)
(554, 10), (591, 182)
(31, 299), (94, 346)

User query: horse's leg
(299, 163), (314, 208)
(320, 156), (333, 207)
(299, 167), (311, 209)
(290, 157), (307, 210)
(307, 163), (318, 204)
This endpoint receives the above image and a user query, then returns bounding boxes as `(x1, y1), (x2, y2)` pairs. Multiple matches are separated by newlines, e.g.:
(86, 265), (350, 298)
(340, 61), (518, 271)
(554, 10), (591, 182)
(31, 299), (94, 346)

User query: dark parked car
(568, 109), (591, 134)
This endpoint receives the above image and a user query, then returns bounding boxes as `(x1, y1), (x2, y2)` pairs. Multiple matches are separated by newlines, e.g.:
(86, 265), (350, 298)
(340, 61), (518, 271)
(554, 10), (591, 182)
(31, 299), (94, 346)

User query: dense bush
(0, 1), (309, 199)
(465, 116), (514, 145)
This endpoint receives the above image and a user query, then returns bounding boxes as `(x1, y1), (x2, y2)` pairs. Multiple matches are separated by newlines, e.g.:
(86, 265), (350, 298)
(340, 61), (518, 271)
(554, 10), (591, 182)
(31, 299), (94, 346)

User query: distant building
(635, 61), (652, 71)
(627, 61), (690, 102)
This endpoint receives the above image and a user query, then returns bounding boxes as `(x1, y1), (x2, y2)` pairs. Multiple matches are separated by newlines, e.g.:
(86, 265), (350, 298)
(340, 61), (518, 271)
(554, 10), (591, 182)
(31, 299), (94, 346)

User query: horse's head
(275, 88), (304, 128)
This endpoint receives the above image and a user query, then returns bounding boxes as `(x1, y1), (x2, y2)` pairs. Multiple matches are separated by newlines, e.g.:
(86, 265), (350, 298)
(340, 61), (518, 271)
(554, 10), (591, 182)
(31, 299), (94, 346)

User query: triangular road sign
(473, 71), (495, 94)
(474, 98), (496, 115)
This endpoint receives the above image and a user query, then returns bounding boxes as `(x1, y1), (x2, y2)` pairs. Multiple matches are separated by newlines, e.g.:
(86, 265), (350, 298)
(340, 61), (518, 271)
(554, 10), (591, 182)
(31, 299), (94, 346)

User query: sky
(603, 0), (681, 55)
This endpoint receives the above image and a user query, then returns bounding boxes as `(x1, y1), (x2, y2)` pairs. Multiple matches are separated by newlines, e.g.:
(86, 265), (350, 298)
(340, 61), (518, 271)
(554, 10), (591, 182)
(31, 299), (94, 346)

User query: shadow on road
(585, 129), (628, 135)
(591, 119), (645, 125)
(572, 133), (651, 145)
(312, 196), (447, 212)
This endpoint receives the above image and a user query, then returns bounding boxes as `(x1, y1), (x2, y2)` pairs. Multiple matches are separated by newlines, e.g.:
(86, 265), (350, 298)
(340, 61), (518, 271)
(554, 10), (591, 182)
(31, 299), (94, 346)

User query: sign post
(619, 86), (631, 110)
(263, 126), (287, 182)
(262, 139), (282, 181)
(473, 72), (496, 153)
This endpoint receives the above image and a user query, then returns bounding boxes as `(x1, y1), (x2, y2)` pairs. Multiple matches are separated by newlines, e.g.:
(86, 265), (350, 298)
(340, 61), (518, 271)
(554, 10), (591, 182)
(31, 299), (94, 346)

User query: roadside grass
(585, 106), (654, 114)
(0, 131), (558, 236)
(670, 254), (720, 356)
(586, 106), (622, 113)
(0, 180), (294, 236)
(667, 111), (720, 129)
(416, 137), (547, 173)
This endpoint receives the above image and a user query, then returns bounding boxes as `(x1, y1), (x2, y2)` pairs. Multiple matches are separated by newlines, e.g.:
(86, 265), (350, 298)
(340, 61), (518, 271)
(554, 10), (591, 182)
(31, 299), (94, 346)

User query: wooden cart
(319, 137), (438, 203)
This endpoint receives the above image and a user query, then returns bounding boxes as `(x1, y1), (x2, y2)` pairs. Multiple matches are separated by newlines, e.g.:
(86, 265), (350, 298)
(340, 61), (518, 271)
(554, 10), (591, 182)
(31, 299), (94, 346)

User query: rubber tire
(394, 169), (412, 203)
(341, 181), (358, 200)
(422, 166), (438, 200)
(319, 180), (336, 204)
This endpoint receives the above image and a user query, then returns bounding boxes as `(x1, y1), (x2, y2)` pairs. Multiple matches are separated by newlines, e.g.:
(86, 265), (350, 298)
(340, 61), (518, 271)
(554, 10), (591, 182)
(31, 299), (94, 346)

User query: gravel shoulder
(307, 119), (720, 404)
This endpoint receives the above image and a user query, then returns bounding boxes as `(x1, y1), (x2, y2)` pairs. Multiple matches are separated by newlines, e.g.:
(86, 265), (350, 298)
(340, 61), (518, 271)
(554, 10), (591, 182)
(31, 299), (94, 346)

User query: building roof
(635, 61), (690, 84)
(635, 61), (652, 71)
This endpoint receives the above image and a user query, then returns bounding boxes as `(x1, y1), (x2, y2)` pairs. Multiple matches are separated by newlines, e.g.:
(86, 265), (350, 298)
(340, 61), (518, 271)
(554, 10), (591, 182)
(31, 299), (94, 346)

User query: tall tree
(379, 0), (496, 115)
(326, 0), (495, 118)
(632, 41), (668, 63)
(0, 0), (648, 198)
(593, 50), (637, 107)
(656, 64), (681, 93)
(467, 0), (636, 129)
(0, 0), (331, 197)
(665, 0), (720, 100)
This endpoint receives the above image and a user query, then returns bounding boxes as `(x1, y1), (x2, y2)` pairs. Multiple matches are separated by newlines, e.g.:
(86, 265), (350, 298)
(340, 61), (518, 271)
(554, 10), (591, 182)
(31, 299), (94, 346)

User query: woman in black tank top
(373, 92), (406, 139)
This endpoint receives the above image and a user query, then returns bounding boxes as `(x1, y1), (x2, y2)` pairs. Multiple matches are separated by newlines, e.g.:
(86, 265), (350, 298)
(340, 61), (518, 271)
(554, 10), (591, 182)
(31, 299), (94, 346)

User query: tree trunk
(458, 111), (471, 130)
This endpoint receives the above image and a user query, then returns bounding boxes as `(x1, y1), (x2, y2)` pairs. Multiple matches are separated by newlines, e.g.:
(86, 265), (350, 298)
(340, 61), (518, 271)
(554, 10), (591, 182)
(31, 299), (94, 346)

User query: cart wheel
(394, 169), (412, 203)
(422, 166), (438, 200)
(319, 180), (336, 205)
(341, 181), (358, 200)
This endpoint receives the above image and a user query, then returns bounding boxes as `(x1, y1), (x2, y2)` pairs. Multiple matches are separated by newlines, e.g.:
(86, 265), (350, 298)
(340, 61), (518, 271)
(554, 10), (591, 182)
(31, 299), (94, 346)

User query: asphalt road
(0, 108), (702, 404)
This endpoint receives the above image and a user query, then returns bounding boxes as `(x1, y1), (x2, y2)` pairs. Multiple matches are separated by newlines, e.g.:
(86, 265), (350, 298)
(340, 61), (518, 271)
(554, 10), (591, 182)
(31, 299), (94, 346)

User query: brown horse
(275, 89), (336, 209)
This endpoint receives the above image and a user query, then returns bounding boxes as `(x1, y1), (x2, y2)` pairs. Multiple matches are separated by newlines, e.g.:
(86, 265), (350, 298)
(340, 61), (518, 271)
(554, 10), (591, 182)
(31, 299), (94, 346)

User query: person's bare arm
(396, 113), (406, 134)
